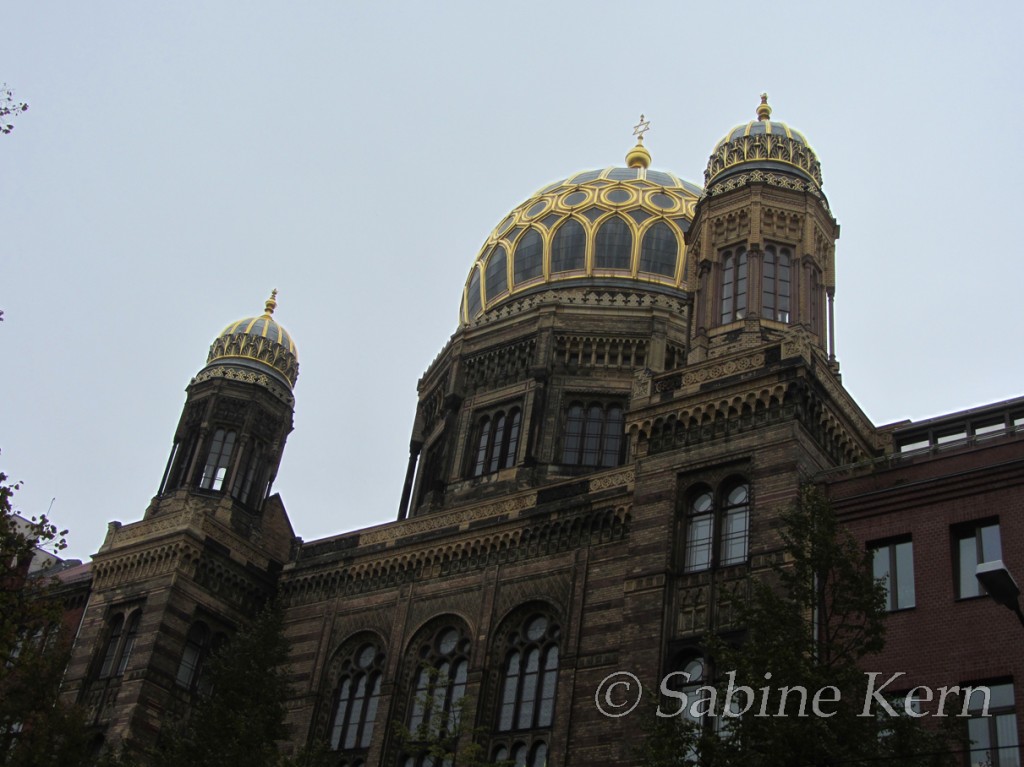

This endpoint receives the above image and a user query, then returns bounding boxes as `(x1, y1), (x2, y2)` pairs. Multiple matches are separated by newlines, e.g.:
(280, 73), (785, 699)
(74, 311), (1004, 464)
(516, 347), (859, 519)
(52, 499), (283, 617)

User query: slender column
(397, 441), (423, 521)
(827, 287), (836, 362)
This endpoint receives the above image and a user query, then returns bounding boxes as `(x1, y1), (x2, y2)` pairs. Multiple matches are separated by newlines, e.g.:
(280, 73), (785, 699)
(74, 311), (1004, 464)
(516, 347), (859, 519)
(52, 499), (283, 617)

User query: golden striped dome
(704, 94), (823, 192)
(461, 162), (701, 325)
(203, 291), (299, 390)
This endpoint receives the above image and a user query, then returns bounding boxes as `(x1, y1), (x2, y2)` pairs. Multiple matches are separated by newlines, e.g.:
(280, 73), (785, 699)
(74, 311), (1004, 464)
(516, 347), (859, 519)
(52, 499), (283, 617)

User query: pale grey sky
(3, 1), (1023, 561)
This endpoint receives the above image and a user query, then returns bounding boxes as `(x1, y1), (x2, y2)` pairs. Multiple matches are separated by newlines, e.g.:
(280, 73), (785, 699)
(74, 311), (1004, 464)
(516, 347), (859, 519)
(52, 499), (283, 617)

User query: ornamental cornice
(193, 365), (295, 406)
(467, 287), (689, 329)
(702, 170), (830, 213)
(705, 133), (823, 188)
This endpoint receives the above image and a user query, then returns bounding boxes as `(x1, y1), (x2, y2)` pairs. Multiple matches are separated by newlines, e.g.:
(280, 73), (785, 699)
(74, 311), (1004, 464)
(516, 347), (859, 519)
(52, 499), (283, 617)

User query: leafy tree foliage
(151, 600), (325, 767)
(638, 486), (964, 767)
(0, 464), (94, 766)
(0, 85), (28, 135)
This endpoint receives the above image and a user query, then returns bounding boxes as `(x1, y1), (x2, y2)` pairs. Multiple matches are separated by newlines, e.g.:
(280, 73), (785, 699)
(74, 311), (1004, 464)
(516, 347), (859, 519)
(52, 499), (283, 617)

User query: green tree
(0, 464), (94, 766)
(0, 85), (28, 135)
(150, 600), (325, 767)
(639, 486), (963, 767)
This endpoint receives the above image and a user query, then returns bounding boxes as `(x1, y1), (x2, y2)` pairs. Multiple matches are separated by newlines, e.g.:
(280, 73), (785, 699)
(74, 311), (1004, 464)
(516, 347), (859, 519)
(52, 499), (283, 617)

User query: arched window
(401, 625), (471, 767)
(639, 222), (678, 277)
(231, 440), (265, 506)
(469, 407), (522, 477)
(594, 216), (632, 270)
(485, 246), (508, 302)
(513, 228), (543, 284)
(683, 480), (750, 572)
(550, 219), (585, 272)
(560, 402), (625, 468)
(175, 622), (210, 690)
(720, 247), (748, 324)
(329, 642), (384, 754)
(98, 608), (142, 678)
(761, 244), (792, 322)
(199, 429), (236, 491)
(491, 611), (560, 765)
(465, 269), (482, 320)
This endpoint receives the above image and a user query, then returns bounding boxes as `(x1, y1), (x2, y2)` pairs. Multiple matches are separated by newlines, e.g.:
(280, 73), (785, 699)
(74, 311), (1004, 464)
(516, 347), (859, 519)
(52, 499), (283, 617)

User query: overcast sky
(3, 2), (1023, 561)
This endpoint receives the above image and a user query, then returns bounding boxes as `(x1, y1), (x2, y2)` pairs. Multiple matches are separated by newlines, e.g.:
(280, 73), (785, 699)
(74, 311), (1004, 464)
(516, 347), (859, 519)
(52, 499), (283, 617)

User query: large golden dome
(460, 156), (701, 325)
(704, 94), (823, 194)
(200, 291), (299, 394)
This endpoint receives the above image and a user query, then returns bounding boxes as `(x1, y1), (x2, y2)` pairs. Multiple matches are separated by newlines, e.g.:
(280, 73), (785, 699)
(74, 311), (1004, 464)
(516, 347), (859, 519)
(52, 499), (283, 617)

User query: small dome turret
(704, 94), (824, 193)
(201, 290), (299, 394)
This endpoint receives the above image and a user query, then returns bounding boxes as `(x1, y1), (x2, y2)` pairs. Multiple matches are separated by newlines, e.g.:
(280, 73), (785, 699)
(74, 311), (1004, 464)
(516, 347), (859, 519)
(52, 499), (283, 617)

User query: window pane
(489, 415), (506, 474)
(639, 222), (678, 277)
(485, 246), (508, 301)
(981, 524), (1002, 563)
(685, 516), (713, 572)
(894, 541), (915, 608)
(466, 269), (482, 319)
(582, 406), (603, 466)
(562, 405), (584, 464)
(361, 674), (381, 748)
(503, 410), (522, 469)
(594, 217), (632, 270)
(514, 229), (543, 284)
(996, 714), (1020, 767)
(960, 535), (980, 598)
(499, 653), (520, 731)
(551, 219), (585, 272)
(602, 406), (623, 467)
(720, 508), (748, 565)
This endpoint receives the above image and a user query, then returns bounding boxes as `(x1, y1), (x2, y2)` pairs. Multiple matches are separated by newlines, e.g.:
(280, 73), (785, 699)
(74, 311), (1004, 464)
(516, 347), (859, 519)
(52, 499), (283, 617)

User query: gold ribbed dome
(460, 165), (701, 324)
(704, 94), (824, 192)
(202, 290), (299, 391)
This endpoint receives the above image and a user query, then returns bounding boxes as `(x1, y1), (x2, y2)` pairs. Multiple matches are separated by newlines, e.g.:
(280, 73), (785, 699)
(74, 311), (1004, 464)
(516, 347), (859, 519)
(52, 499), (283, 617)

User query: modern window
(469, 406), (522, 477)
(560, 401), (624, 468)
(485, 245), (508, 301)
(955, 520), (1002, 599)
(550, 219), (585, 272)
(683, 480), (750, 572)
(329, 642), (384, 754)
(967, 682), (1019, 767)
(401, 625), (470, 767)
(761, 244), (792, 322)
(871, 538), (916, 610)
(98, 608), (141, 679)
(594, 216), (632, 270)
(199, 429), (236, 491)
(720, 247), (748, 324)
(513, 228), (543, 284)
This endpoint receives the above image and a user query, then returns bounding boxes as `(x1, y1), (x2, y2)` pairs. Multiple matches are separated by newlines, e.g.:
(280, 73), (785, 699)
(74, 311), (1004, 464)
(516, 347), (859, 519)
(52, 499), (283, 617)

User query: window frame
(965, 680), (1019, 767)
(560, 400), (625, 468)
(719, 246), (748, 324)
(682, 479), (750, 573)
(954, 519), (1003, 600)
(760, 243), (793, 323)
(468, 404), (523, 478)
(329, 641), (385, 755)
(870, 537), (916, 611)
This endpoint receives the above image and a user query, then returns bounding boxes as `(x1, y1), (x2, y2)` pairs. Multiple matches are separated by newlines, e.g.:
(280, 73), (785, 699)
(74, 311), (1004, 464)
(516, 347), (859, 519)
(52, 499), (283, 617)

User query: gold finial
(756, 93), (772, 122)
(626, 113), (652, 169)
(264, 288), (278, 316)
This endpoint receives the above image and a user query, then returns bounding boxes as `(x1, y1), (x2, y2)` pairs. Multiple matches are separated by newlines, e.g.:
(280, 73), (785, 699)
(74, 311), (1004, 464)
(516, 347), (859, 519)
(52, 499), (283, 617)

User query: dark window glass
(956, 521), (1002, 598)
(232, 441), (264, 505)
(646, 170), (674, 186)
(570, 170), (602, 183)
(563, 191), (587, 206)
(551, 219), (585, 272)
(684, 481), (750, 572)
(606, 188), (631, 204)
(514, 229), (543, 284)
(720, 248), (748, 324)
(608, 167), (639, 180)
(761, 244), (792, 322)
(403, 626), (469, 758)
(872, 539), (916, 610)
(594, 217), (632, 270)
(526, 201), (547, 218)
(504, 410), (522, 469)
(639, 222), (678, 277)
(98, 614), (124, 678)
(684, 491), (714, 572)
(176, 622), (210, 689)
(650, 192), (675, 209)
(466, 269), (482, 319)
(966, 682), (1019, 767)
(330, 642), (384, 754)
(497, 613), (560, 734)
(627, 208), (652, 225)
(200, 429), (236, 491)
(472, 418), (491, 477)
(720, 483), (749, 566)
(469, 407), (522, 477)
(561, 402), (624, 468)
(485, 246), (508, 301)
(581, 206), (604, 222)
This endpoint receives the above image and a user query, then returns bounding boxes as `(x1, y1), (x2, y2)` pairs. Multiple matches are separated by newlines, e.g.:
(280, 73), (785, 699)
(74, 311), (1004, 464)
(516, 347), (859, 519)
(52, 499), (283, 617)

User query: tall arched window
(561, 402), (625, 468)
(639, 222), (678, 277)
(485, 246), (508, 302)
(491, 611), (560, 766)
(513, 228), (543, 284)
(683, 479), (750, 572)
(199, 429), (236, 491)
(550, 219), (585, 272)
(329, 642), (384, 755)
(594, 216), (632, 270)
(401, 624), (471, 767)
(97, 608), (142, 678)
(231, 440), (265, 506)
(761, 244), (792, 322)
(469, 407), (522, 477)
(720, 248), (748, 324)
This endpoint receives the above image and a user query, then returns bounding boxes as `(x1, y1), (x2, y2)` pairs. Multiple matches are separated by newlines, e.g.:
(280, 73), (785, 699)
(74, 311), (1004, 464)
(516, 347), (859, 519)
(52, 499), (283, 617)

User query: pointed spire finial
(757, 93), (772, 122)
(626, 114), (652, 169)
(264, 288), (278, 316)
